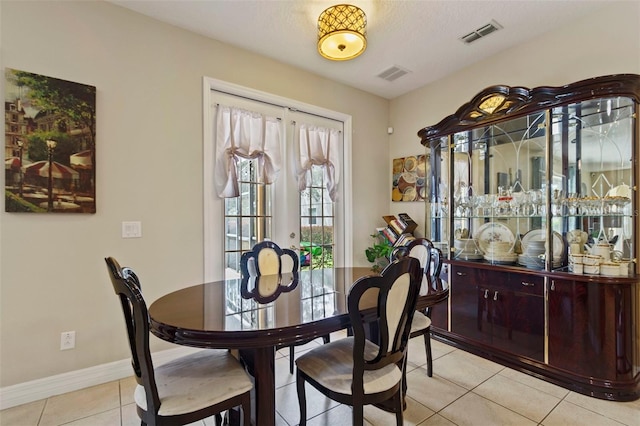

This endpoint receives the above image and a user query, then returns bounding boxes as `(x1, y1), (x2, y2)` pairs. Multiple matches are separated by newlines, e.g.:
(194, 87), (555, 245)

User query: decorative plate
(521, 229), (564, 259)
(474, 222), (515, 253)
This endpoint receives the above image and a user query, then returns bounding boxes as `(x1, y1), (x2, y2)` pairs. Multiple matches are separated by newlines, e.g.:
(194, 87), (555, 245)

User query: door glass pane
(300, 164), (334, 271)
(224, 158), (272, 279)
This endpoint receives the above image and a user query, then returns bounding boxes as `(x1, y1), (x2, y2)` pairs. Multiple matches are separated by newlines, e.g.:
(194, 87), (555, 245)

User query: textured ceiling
(110, 0), (612, 99)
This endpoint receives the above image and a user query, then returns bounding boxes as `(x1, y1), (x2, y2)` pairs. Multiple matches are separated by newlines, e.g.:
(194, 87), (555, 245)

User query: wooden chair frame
(105, 257), (251, 426)
(296, 257), (422, 425)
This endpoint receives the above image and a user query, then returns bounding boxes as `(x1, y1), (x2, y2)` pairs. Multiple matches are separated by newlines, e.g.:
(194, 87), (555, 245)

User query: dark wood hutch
(419, 74), (640, 401)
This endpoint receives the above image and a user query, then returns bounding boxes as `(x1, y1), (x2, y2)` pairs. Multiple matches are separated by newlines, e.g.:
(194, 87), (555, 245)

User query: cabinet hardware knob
(456, 271), (467, 276)
(493, 291), (498, 301)
(551, 281), (555, 291)
(521, 281), (535, 287)
(484, 289), (489, 299)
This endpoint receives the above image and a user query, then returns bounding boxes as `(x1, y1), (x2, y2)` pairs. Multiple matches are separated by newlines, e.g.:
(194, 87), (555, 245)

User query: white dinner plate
(521, 229), (564, 259)
(474, 222), (515, 253)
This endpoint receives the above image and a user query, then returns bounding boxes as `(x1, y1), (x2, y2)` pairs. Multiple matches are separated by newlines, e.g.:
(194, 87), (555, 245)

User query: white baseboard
(0, 346), (199, 410)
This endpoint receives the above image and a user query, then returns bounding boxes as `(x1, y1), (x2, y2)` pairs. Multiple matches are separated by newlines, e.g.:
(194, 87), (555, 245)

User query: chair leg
(214, 412), (222, 426)
(393, 390), (404, 426)
(401, 355), (408, 398)
(353, 404), (364, 426)
(296, 370), (307, 426)
(322, 334), (330, 344)
(424, 328), (433, 377)
(289, 346), (295, 374)
(241, 390), (251, 426)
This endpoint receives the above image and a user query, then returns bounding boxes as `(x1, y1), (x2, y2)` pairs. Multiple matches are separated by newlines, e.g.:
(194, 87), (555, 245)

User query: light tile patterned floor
(2, 333), (639, 426)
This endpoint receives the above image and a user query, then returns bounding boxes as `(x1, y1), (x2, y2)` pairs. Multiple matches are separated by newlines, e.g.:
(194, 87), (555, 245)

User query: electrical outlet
(60, 331), (75, 350)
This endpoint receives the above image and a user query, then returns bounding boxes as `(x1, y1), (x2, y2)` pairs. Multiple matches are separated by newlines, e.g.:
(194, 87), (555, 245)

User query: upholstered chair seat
(296, 337), (402, 396)
(134, 350), (252, 417)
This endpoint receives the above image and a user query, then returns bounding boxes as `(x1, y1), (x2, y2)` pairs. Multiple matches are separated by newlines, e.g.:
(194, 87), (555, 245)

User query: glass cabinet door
(449, 111), (553, 269)
(551, 97), (635, 271)
(426, 136), (450, 255)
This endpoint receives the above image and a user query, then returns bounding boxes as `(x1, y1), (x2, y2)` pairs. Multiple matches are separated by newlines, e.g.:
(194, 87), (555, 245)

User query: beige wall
(389, 1), (640, 227)
(0, 1), (390, 387)
(1, 0), (639, 390)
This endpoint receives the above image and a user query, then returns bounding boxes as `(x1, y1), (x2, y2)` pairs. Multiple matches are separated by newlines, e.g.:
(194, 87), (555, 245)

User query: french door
(203, 77), (352, 282)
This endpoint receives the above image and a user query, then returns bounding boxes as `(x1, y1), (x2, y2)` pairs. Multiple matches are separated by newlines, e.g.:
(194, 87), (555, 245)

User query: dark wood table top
(149, 267), (373, 349)
(149, 266), (449, 350)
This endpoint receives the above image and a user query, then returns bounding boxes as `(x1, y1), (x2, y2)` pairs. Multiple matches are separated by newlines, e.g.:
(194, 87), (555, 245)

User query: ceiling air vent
(460, 20), (502, 44)
(377, 65), (410, 82)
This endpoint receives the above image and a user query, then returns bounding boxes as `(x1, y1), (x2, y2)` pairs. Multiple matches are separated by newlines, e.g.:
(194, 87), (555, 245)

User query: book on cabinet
(380, 213), (417, 247)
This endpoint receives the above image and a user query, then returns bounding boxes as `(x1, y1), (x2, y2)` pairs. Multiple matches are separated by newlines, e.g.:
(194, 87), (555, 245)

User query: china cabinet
(419, 74), (640, 400)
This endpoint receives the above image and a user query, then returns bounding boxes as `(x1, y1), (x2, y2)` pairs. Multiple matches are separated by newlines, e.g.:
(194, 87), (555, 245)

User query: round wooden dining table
(148, 267), (448, 426)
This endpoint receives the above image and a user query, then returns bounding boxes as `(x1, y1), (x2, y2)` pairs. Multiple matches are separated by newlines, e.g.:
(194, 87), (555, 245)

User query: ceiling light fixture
(317, 4), (367, 61)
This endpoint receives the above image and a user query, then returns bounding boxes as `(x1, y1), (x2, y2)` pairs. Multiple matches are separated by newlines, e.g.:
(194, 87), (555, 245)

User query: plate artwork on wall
(392, 154), (429, 202)
(4, 68), (96, 213)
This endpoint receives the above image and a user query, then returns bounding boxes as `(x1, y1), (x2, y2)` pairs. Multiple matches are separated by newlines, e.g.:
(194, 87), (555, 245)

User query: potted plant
(365, 233), (394, 272)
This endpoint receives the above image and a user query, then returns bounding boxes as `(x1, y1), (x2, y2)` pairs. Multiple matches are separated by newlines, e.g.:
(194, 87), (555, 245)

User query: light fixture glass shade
(318, 4), (367, 61)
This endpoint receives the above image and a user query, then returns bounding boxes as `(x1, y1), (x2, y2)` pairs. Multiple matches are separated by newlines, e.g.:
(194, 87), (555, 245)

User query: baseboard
(0, 346), (199, 410)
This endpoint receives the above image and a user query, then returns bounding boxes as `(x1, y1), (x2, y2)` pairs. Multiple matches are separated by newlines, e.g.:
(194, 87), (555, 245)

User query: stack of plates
(453, 238), (483, 261)
(517, 254), (562, 269)
(518, 229), (564, 269)
(485, 252), (518, 264)
(475, 224), (517, 264)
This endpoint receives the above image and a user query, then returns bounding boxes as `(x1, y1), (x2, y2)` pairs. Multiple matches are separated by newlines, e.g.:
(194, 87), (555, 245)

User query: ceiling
(110, 0), (612, 100)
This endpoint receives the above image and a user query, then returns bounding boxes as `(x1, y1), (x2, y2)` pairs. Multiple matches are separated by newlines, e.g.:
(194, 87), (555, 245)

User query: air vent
(377, 65), (410, 82)
(460, 20), (502, 44)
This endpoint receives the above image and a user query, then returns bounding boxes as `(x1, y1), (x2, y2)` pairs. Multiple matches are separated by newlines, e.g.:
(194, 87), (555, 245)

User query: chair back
(105, 257), (160, 416)
(347, 257), (422, 393)
(240, 241), (299, 303)
(392, 238), (446, 295)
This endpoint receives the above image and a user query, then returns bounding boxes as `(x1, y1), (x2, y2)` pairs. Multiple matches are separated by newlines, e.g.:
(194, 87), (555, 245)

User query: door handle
(493, 291), (498, 301)
(521, 281), (535, 287)
(456, 271), (467, 276)
(484, 289), (489, 299)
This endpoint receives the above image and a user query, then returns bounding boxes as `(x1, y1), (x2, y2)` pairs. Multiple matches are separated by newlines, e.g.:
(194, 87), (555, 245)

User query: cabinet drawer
(451, 265), (477, 282)
(507, 273), (544, 296)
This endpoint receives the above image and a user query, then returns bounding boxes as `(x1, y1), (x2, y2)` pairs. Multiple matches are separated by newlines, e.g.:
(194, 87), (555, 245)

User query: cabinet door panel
(450, 265), (491, 344)
(548, 279), (635, 380)
(430, 263), (449, 329)
(491, 289), (544, 361)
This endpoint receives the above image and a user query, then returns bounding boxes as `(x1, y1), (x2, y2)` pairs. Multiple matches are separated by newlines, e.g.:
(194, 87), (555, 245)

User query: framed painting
(4, 68), (96, 213)
(392, 154), (428, 202)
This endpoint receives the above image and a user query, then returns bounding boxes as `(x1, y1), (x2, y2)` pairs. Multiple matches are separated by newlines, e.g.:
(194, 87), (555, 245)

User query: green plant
(365, 233), (393, 272)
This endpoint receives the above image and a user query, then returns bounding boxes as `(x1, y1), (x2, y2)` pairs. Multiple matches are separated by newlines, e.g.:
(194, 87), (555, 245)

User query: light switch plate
(122, 221), (142, 238)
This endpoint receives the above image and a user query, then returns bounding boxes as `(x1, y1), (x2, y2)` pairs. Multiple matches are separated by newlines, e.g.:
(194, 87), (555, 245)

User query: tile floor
(1, 332), (639, 426)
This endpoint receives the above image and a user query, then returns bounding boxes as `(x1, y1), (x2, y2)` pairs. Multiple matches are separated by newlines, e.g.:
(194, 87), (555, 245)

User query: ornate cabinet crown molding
(418, 74), (640, 144)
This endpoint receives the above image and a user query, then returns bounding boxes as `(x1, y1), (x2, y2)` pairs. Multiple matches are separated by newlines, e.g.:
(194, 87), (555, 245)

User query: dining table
(149, 266), (448, 426)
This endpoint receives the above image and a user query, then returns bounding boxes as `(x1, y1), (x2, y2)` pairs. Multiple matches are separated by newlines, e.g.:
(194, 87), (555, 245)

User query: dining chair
(295, 257), (422, 425)
(240, 240), (330, 374)
(105, 257), (253, 426)
(391, 238), (448, 377)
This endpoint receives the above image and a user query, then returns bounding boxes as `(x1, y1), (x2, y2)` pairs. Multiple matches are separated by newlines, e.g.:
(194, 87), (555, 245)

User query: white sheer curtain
(296, 124), (341, 202)
(215, 105), (282, 198)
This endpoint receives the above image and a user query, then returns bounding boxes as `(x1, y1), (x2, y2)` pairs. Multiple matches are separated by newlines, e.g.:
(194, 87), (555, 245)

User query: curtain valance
(296, 124), (341, 202)
(215, 105), (281, 198)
